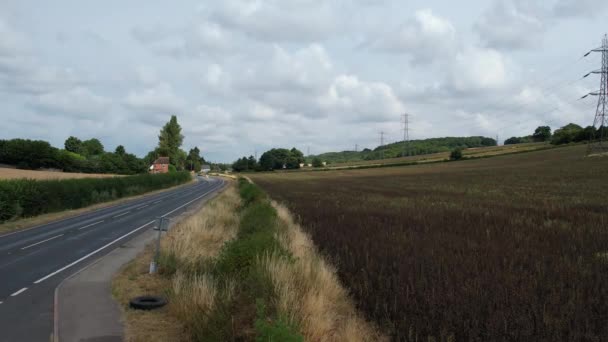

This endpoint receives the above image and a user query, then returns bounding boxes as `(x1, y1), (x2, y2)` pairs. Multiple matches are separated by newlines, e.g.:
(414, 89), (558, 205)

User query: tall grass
(0, 171), (191, 222)
(154, 179), (381, 341)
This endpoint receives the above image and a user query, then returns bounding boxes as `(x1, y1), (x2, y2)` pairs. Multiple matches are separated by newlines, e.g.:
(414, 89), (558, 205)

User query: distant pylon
(402, 113), (410, 157)
(582, 34), (608, 155)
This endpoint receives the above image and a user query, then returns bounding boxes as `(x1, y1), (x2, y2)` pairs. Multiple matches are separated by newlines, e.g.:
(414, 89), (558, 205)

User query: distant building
(201, 164), (211, 173)
(150, 157), (170, 174)
(299, 163), (305, 168)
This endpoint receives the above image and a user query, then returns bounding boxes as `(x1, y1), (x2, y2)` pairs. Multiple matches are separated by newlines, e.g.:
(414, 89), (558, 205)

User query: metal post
(149, 216), (163, 274)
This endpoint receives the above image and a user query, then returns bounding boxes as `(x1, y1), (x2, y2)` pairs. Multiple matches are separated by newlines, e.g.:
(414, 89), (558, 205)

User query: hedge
(0, 171), (191, 222)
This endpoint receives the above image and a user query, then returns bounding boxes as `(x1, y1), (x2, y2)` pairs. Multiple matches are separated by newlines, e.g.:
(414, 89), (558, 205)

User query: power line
(581, 34), (608, 154)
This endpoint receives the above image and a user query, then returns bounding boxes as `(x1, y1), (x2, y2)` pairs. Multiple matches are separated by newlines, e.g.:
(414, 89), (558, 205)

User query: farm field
(319, 142), (551, 169)
(0, 167), (118, 180)
(250, 144), (608, 341)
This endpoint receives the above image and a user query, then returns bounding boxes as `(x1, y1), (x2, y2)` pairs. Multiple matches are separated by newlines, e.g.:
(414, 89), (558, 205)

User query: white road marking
(162, 181), (224, 218)
(112, 211), (130, 218)
(11, 288), (27, 297)
(136, 204), (149, 210)
(33, 220), (156, 284)
(20, 234), (64, 250)
(32, 180), (224, 285)
(0, 301), (3, 304)
(78, 220), (104, 230)
(152, 200), (161, 204)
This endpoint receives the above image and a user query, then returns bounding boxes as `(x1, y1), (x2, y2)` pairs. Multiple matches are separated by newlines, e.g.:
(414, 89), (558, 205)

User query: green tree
(551, 123), (583, 145)
(186, 147), (203, 172)
(82, 138), (104, 156)
(532, 126), (552, 142)
(312, 157), (323, 167)
(157, 115), (185, 168)
(64, 136), (83, 154)
(115, 145), (126, 156)
(450, 148), (463, 160)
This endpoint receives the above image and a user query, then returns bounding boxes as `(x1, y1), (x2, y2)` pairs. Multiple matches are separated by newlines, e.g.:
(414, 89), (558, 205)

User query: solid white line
(11, 287), (27, 297)
(32, 179), (223, 285)
(20, 234), (64, 250)
(136, 204), (149, 210)
(33, 220), (156, 284)
(161, 181), (224, 218)
(112, 211), (130, 218)
(78, 220), (104, 230)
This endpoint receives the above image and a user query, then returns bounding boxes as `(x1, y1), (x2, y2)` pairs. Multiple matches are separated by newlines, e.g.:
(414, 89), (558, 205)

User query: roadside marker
(10, 288), (27, 297)
(21, 234), (64, 250)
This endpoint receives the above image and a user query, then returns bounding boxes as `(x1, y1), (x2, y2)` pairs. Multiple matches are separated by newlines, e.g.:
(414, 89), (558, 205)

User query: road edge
(52, 178), (228, 342)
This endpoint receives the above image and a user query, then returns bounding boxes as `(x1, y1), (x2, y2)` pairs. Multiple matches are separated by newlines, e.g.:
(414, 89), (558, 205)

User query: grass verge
(114, 178), (382, 341)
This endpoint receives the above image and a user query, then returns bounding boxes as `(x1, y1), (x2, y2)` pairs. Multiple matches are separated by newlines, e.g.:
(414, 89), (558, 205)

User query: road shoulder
(53, 182), (225, 342)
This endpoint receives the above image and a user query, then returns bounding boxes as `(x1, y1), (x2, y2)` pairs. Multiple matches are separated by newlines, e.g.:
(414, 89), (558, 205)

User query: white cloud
(552, 0), (608, 18)
(320, 75), (405, 123)
(30, 87), (110, 118)
(446, 47), (511, 93)
(368, 9), (457, 64)
(124, 83), (187, 118)
(474, 1), (545, 50)
(203, 0), (338, 42)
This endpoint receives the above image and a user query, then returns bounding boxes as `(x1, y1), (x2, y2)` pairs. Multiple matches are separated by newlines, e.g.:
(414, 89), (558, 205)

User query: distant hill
(308, 136), (497, 164)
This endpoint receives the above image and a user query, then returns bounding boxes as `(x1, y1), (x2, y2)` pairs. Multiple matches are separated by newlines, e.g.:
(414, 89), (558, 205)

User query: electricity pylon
(582, 34), (608, 155)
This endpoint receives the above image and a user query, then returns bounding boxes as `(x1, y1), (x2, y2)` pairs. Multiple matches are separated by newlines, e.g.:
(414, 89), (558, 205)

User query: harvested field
(317, 142), (550, 170)
(250, 144), (608, 341)
(0, 167), (117, 180)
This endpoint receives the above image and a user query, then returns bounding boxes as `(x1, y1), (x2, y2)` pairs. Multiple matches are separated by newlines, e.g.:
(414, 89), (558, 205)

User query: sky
(0, 0), (606, 162)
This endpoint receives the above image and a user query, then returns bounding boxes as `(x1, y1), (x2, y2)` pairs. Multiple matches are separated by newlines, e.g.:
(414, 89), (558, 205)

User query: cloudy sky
(1, 0), (606, 162)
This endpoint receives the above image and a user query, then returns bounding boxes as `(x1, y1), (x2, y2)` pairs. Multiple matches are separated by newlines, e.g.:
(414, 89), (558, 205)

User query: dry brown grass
(112, 246), (188, 342)
(113, 184), (240, 342)
(0, 167), (118, 180)
(263, 201), (386, 342)
(162, 186), (240, 262)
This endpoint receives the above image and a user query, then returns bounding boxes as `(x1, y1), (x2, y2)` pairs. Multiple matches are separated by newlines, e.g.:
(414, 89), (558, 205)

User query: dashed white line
(112, 211), (130, 218)
(152, 200), (161, 204)
(162, 181), (224, 217)
(33, 220), (156, 284)
(32, 180), (224, 285)
(11, 287), (27, 297)
(78, 220), (104, 230)
(20, 234), (64, 250)
(136, 204), (149, 210)
(0, 301), (3, 304)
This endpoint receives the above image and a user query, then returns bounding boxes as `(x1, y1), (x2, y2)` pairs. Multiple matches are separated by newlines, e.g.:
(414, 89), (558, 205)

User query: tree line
(232, 148), (305, 172)
(505, 124), (606, 146)
(0, 115), (207, 175)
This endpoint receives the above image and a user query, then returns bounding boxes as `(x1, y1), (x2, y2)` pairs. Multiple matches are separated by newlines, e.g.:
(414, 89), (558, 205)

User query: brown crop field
(0, 167), (117, 180)
(250, 144), (608, 341)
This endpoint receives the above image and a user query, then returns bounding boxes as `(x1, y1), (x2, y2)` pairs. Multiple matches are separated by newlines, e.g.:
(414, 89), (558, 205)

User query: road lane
(0, 176), (226, 342)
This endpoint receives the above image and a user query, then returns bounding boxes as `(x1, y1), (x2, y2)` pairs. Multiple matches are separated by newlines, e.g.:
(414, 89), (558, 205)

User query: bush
(0, 171), (191, 222)
(450, 148), (463, 160)
(312, 157), (323, 168)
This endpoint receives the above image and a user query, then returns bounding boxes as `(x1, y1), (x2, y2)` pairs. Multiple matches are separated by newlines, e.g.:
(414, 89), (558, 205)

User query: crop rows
(251, 145), (608, 341)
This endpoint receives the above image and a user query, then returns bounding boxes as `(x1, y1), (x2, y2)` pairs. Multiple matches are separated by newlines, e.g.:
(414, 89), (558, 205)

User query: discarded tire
(129, 296), (167, 310)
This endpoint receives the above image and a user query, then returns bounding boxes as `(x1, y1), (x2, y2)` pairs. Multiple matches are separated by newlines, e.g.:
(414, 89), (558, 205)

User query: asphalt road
(0, 176), (226, 342)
